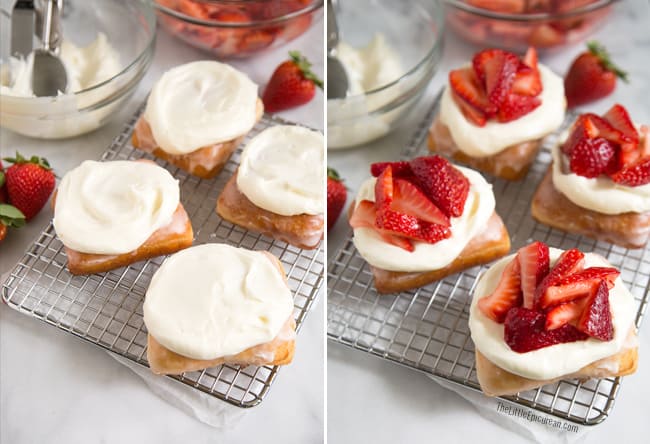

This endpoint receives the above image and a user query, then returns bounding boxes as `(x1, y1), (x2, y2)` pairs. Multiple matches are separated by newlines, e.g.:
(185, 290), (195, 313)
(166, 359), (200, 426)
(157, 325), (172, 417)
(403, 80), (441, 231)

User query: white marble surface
(327, 1), (650, 443)
(0, 16), (324, 444)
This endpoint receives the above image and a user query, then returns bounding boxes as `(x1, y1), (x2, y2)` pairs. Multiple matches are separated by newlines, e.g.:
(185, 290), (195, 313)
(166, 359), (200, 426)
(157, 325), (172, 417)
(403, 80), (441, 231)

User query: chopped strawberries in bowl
(478, 241), (619, 353)
(561, 104), (650, 186)
(351, 156), (472, 252)
(445, 1), (615, 52)
(154, 0), (320, 58)
(449, 47), (543, 127)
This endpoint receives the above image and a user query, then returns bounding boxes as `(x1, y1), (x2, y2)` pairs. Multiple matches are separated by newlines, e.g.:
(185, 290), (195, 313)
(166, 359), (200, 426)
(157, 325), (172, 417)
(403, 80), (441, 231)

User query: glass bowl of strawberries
(155, 0), (323, 58)
(444, 0), (616, 51)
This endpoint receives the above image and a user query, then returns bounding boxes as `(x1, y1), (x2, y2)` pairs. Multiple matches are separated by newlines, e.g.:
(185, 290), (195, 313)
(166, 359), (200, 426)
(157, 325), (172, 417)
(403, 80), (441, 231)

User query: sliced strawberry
(391, 179), (450, 227)
(370, 161), (413, 178)
(478, 258), (522, 323)
(512, 47), (542, 97)
(449, 67), (493, 125)
(518, 241), (550, 309)
(545, 297), (588, 330)
(375, 207), (451, 244)
(569, 137), (617, 178)
(451, 90), (488, 127)
(540, 267), (620, 309)
(504, 307), (588, 353)
(497, 93), (541, 123)
(534, 248), (585, 308)
(577, 280), (613, 341)
(610, 157), (650, 187)
(349, 200), (414, 252)
(587, 113), (631, 144)
(561, 115), (599, 156)
(472, 49), (519, 108)
(409, 156), (470, 218)
(374, 166), (394, 207)
(604, 104), (639, 145)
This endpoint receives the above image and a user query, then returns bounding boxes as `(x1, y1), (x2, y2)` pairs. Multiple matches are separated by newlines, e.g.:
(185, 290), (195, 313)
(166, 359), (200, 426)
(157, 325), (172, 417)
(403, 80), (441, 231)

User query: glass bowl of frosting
(444, 0), (615, 51)
(0, 0), (156, 139)
(154, 0), (323, 59)
(327, 0), (444, 149)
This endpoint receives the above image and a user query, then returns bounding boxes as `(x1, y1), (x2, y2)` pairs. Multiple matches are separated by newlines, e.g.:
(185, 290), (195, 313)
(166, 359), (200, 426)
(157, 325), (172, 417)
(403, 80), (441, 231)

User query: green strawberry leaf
(0, 203), (26, 228)
(0, 171), (4, 188)
(3, 151), (52, 170)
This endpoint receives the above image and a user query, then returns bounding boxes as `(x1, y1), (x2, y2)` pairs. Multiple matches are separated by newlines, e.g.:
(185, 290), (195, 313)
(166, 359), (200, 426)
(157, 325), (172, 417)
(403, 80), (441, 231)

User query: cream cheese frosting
(439, 64), (566, 157)
(142, 244), (294, 360)
(144, 61), (258, 155)
(237, 125), (324, 216)
(469, 248), (636, 380)
(0, 33), (121, 97)
(53, 160), (179, 255)
(551, 134), (650, 215)
(352, 166), (495, 272)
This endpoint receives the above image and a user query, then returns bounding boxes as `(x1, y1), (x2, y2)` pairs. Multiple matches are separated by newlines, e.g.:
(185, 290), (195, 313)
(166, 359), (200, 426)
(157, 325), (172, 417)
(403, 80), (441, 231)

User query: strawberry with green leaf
(262, 51), (323, 112)
(0, 203), (26, 242)
(3, 152), (55, 220)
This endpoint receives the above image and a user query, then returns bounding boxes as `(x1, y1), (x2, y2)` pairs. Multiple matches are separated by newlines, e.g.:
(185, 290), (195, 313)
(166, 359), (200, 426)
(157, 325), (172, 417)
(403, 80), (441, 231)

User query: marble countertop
(0, 17), (324, 444)
(327, 1), (650, 443)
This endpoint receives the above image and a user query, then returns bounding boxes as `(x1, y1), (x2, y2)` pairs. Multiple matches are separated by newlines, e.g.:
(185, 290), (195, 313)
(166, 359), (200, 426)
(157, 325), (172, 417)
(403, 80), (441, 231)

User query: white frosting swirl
(237, 125), (324, 216)
(53, 160), (180, 255)
(352, 166), (495, 272)
(551, 137), (650, 215)
(439, 64), (566, 157)
(469, 248), (636, 380)
(144, 61), (258, 155)
(143, 244), (294, 360)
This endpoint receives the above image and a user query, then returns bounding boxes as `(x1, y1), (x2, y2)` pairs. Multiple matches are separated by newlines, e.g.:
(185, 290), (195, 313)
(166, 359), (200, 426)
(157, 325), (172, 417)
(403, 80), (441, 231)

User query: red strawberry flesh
(540, 267), (619, 309)
(478, 258), (522, 323)
(370, 161), (413, 178)
(349, 200), (414, 252)
(534, 248), (585, 309)
(569, 137), (617, 178)
(374, 166), (394, 208)
(545, 298), (588, 330)
(391, 178), (450, 227)
(577, 280), (613, 341)
(504, 307), (588, 353)
(409, 156), (469, 218)
(518, 241), (550, 309)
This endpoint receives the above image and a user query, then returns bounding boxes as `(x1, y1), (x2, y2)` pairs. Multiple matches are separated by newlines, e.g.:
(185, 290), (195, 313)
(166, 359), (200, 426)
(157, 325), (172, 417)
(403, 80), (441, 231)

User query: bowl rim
(1, 0), (157, 101)
(443, 0), (617, 21)
(154, 0), (324, 27)
(329, 0), (444, 101)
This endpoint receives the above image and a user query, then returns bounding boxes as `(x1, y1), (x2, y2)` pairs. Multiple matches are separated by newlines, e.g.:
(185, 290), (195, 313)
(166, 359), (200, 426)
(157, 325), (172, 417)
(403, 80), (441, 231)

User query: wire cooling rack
(327, 91), (650, 425)
(2, 103), (324, 408)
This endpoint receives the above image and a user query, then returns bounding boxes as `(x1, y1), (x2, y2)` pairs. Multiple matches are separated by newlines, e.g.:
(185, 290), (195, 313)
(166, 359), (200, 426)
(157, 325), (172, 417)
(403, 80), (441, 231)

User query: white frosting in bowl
(469, 248), (636, 380)
(143, 244), (294, 360)
(144, 61), (258, 155)
(439, 64), (566, 157)
(352, 166), (495, 272)
(53, 160), (179, 255)
(237, 125), (324, 216)
(551, 137), (650, 215)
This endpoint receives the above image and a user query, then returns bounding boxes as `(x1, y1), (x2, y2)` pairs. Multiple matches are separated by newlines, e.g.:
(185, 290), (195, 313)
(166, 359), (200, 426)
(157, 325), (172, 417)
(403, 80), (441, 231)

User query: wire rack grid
(327, 91), (650, 425)
(2, 103), (324, 408)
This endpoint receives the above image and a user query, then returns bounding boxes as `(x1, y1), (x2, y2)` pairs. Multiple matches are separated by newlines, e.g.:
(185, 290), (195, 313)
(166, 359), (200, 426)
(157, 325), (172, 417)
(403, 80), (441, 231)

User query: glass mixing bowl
(445, 0), (616, 52)
(155, 0), (323, 58)
(0, 0), (156, 139)
(327, 0), (444, 150)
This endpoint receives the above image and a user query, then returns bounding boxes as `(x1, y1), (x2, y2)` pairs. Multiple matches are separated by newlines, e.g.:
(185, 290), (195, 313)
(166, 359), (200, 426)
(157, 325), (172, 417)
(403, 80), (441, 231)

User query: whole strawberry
(0, 203), (26, 242)
(327, 167), (347, 231)
(0, 160), (7, 203)
(262, 51), (323, 112)
(564, 41), (627, 108)
(4, 152), (55, 220)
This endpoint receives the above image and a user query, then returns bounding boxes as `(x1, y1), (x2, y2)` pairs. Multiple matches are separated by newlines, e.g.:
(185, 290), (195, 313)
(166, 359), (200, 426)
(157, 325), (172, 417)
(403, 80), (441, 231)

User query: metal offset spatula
(32, 0), (67, 97)
(10, 0), (36, 58)
(326, 0), (348, 99)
